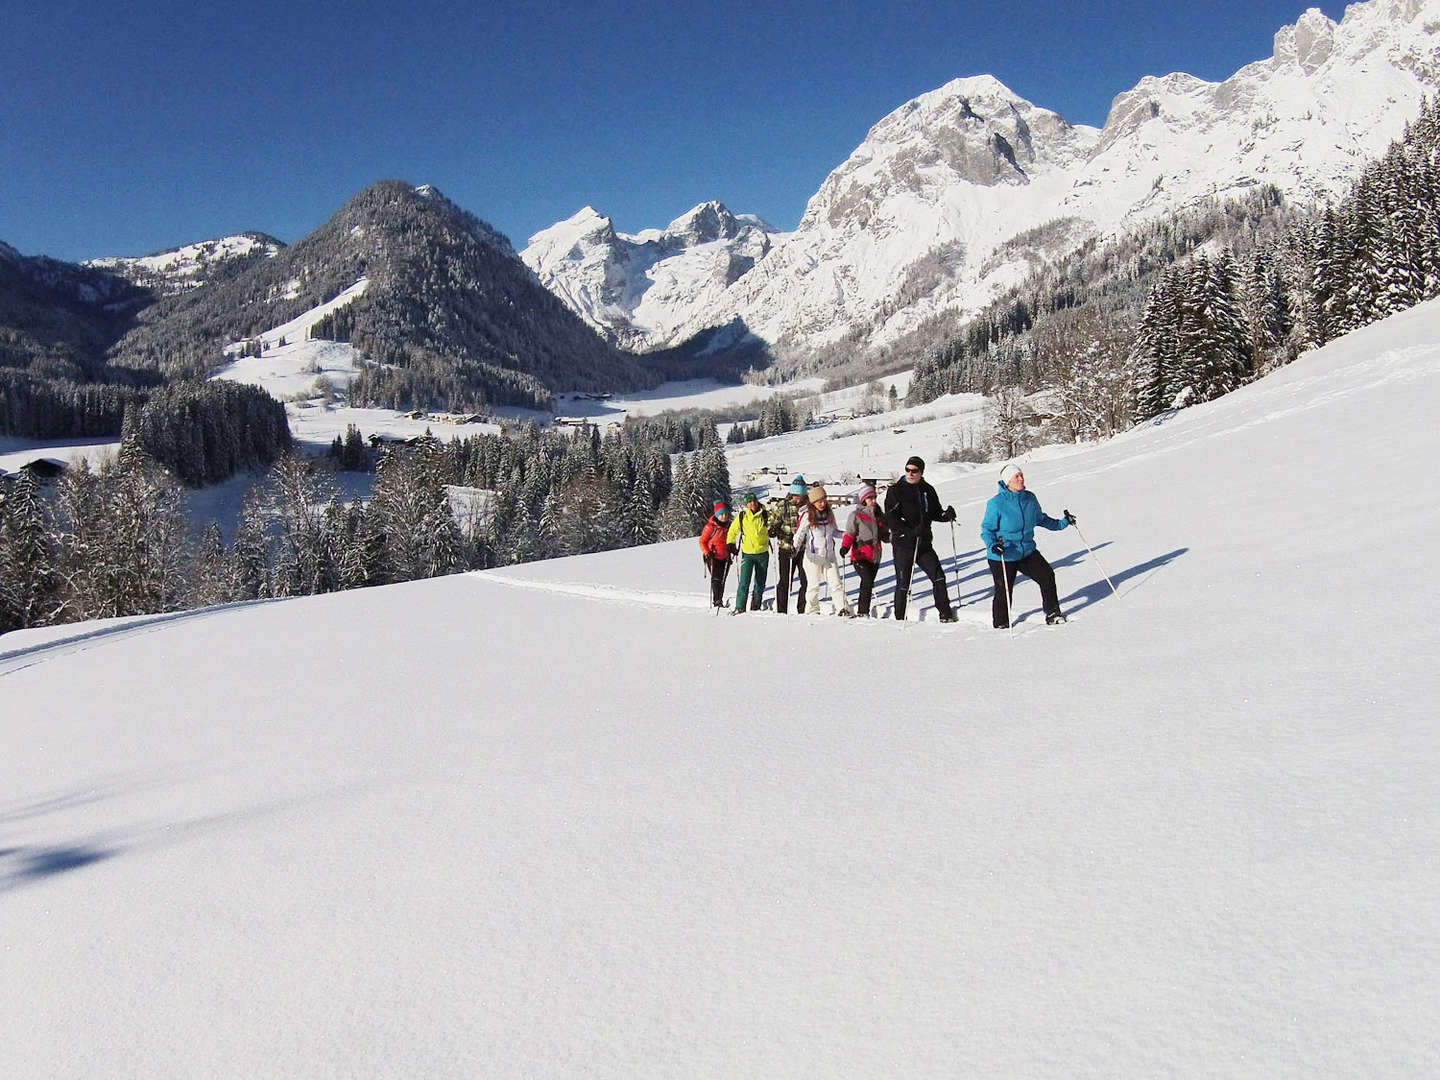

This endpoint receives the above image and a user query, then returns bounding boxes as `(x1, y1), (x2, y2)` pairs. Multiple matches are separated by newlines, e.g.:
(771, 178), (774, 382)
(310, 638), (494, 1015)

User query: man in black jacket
(883, 456), (957, 622)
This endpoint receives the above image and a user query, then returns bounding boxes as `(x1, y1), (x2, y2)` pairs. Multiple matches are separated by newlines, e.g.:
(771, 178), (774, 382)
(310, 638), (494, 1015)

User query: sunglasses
(904, 466), (921, 474)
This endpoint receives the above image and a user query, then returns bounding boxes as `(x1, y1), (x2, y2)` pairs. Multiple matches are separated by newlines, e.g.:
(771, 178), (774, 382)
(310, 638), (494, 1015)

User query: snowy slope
(3, 302), (1439, 1076)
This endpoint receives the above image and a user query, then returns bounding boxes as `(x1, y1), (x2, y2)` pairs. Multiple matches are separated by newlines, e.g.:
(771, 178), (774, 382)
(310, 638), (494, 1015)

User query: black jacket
(884, 478), (945, 544)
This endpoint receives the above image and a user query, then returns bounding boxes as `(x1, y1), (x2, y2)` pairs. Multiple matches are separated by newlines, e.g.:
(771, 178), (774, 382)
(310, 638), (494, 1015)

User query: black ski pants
(851, 558), (880, 616)
(775, 546), (808, 614)
(892, 537), (952, 621)
(708, 557), (731, 608)
(989, 551), (1061, 627)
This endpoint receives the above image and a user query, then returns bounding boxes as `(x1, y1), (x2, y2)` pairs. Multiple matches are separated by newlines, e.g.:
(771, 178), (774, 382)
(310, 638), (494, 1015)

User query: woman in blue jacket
(980, 464), (1073, 628)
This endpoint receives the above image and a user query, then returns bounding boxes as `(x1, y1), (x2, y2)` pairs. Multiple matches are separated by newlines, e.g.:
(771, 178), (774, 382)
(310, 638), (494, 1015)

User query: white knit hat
(999, 464), (1023, 485)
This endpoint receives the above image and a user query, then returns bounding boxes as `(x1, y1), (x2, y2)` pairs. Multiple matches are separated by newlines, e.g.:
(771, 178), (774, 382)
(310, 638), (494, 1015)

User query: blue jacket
(980, 482), (1068, 562)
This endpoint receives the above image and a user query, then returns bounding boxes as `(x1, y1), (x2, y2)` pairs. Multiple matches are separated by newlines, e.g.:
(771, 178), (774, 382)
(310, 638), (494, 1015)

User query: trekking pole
(1070, 514), (1119, 598)
(948, 520), (963, 608)
(997, 555), (1015, 638)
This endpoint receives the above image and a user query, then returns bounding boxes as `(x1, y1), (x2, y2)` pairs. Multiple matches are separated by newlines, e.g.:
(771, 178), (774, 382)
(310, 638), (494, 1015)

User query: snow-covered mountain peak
(525, 0), (1440, 363)
(520, 201), (777, 350)
(664, 201), (750, 246)
(84, 233), (282, 294)
(524, 206), (619, 265)
(1273, 8), (1339, 72)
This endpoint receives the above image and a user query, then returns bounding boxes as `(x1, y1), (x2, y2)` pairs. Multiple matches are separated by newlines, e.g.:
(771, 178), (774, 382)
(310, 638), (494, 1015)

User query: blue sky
(1, 0), (1344, 262)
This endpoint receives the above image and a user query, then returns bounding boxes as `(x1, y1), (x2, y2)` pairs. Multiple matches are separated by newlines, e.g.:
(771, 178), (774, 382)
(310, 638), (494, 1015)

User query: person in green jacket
(727, 490), (773, 613)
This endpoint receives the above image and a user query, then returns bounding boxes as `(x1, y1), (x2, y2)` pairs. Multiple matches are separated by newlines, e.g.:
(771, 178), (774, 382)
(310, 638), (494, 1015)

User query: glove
(1064, 509), (1076, 526)
(991, 540), (1006, 555)
(839, 538), (852, 555)
(941, 506), (956, 523)
(727, 543), (738, 557)
(704, 555), (713, 571)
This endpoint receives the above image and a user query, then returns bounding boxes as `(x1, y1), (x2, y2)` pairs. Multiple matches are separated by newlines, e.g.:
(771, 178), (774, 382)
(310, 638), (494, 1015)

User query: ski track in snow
(471, 568), (1058, 637)
(0, 600), (281, 679)
(474, 571), (710, 611)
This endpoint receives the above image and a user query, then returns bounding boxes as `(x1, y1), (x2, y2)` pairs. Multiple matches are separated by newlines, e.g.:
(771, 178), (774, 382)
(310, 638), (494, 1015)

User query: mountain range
(5, 0), (1440, 406)
(522, 0), (1440, 368)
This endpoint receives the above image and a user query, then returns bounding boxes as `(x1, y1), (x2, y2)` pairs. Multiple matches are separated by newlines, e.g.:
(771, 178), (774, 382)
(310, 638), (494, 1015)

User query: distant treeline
(0, 369), (144, 439)
(0, 415), (732, 637)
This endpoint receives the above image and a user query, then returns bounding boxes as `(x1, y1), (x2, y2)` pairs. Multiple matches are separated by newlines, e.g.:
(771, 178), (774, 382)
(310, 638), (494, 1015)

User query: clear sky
(1, 0), (1345, 263)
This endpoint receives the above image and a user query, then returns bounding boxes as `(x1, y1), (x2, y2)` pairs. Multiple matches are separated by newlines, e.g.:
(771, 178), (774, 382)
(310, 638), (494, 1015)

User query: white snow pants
(802, 554), (851, 614)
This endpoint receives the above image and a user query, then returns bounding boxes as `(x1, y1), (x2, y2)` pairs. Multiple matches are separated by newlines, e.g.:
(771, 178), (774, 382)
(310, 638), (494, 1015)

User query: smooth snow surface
(4, 303), (1440, 1076)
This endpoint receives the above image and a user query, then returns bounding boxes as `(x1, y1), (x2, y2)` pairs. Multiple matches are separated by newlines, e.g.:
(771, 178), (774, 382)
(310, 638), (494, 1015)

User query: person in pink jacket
(840, 483), (889, 617)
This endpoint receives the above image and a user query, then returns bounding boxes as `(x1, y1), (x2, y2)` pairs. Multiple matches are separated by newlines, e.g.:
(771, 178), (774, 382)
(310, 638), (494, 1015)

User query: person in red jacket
(840, 483), (890, 617)
(698, 501), (733, 609)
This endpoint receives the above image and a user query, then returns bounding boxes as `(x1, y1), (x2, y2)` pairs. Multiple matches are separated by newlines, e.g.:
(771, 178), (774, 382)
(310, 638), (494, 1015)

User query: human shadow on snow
(766, 541), (1187, 623)
(1057, 546), (1189, 616)
(0, 779), (372, 896)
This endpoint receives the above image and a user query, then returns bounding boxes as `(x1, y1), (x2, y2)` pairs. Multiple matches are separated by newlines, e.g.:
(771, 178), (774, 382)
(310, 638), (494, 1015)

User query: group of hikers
(699, 455), (1075, 628)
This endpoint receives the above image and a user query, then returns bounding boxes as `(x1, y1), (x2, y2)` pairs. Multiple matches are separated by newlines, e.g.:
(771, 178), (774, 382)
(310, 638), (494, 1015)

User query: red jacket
(699, 515), (731, 561)
(841, 504), (889, 565)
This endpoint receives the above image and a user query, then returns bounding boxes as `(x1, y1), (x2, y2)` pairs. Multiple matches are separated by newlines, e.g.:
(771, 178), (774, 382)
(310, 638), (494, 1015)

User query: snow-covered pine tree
(192, 521), (239, 608)
(0, 470), (58, 633)
(695, 447), (731, 525)
(232, 488), (273, 601)
(265, 454), (334, 597)
(1131, 282), (1178, 423)
(658, 454), (695, 541)
(54, 442), (192, 621)
(1201, 253), (1251, 397)
(628, 472), (658, 546)
(1309, 207), (1349, 345)
(369, 446), (466, 580)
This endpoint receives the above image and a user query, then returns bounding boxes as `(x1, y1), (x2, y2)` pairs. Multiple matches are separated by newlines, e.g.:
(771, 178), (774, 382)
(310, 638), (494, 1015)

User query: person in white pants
(792, 485), (853, 616)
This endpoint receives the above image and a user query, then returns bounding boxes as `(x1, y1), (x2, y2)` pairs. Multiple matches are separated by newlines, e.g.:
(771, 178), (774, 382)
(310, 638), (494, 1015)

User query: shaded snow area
(4, 302), (1440, 1076)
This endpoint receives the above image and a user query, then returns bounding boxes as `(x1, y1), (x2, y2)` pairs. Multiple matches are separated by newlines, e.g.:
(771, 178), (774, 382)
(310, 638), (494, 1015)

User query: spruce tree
(0, 471), (58, 632)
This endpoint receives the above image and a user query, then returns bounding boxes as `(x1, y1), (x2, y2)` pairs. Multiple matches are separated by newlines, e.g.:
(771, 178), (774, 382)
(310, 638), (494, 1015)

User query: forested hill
(0, 242), (153, 383)
(105, 182), (657, 410)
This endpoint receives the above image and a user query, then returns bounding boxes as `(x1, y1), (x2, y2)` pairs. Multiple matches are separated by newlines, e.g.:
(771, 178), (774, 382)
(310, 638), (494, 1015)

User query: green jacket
(767, 496), (805, 552)
(727, 506), (772, 555)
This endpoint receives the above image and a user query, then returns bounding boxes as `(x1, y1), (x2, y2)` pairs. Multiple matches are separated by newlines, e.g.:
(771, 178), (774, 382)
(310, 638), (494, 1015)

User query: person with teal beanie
(766, 475), (810, 613)
(980, 464), (1073, 628)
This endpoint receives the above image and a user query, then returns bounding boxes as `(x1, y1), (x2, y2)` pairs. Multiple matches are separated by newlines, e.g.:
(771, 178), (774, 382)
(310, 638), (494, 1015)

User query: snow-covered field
(3, 302), (1439, 1076)
(552, 376), (826, 423)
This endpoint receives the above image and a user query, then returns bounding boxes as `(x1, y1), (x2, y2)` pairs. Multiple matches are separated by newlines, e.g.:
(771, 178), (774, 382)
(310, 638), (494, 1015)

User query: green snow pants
(735, 551), (770, 612)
